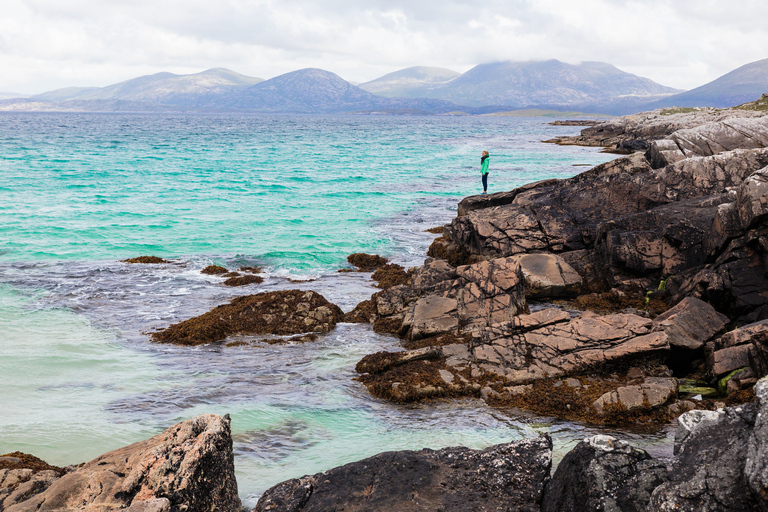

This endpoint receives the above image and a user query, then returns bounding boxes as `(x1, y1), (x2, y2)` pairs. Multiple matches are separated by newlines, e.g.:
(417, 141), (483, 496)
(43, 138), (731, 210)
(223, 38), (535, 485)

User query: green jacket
(481, 155), (490, 175)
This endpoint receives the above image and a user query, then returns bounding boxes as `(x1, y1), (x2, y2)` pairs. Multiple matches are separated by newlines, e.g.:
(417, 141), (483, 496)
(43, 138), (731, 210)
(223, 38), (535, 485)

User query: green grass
(735, 93), (768, 111)
(658, 107), (700, 116)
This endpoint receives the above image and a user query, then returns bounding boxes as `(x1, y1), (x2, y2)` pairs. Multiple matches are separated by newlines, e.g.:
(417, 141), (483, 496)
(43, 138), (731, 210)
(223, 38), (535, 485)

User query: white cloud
(0, 0), (765, 94)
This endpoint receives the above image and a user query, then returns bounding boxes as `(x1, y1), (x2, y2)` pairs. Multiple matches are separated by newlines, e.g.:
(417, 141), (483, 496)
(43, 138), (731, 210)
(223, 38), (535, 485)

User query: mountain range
(2, 57), (767, 115)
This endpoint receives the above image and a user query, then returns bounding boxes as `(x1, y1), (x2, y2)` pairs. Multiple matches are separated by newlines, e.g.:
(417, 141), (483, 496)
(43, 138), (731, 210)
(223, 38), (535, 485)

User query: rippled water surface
(0, 113), (672, 507)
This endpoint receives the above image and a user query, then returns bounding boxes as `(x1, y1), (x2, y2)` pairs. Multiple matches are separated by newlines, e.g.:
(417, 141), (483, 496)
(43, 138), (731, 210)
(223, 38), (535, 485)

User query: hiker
(480, 150), (490, 194)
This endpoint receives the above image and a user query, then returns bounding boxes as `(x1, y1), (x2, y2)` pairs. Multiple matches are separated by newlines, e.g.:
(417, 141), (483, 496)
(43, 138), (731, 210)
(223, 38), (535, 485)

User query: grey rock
(745, 376), (768, 510)
(254, 436), (553, 512)
(650, 404), (759, 511)
(541, 434), (668, 512)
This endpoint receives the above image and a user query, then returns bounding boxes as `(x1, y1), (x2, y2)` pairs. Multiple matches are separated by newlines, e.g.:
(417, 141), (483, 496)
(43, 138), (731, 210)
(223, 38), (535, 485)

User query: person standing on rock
(480, 150), (490, 194)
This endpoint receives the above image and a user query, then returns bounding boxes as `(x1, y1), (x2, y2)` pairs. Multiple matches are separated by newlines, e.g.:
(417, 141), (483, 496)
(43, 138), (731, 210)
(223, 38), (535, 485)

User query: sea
(0, 112), (674, 507)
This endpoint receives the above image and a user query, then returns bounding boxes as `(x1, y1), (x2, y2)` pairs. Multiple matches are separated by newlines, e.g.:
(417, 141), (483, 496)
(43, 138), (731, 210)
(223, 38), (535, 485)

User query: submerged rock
(201, 265), (228, 275)
(346, 253), (387, 271)
(151, 290), (344, 345)
(5, 414), (240, 512)
(254, 436), (553, 512)
(123, 256), (170, 264)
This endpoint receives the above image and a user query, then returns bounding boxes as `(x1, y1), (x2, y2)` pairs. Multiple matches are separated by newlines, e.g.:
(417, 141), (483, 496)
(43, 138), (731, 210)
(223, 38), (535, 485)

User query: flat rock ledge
(3, 414), (240, 512)
(151, 290), (344, 345)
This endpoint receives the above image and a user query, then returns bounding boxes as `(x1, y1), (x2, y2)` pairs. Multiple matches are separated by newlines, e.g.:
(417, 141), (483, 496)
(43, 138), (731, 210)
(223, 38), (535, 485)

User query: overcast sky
(1, 0), (765, 95)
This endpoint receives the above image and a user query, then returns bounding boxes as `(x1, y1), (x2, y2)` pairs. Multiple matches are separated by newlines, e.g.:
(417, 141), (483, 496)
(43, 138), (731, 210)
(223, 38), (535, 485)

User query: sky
(1, 0), (766, 95)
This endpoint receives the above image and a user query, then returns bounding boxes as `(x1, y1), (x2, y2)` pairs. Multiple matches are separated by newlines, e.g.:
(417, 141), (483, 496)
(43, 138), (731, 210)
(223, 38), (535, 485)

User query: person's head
(482, 150), (489, 157)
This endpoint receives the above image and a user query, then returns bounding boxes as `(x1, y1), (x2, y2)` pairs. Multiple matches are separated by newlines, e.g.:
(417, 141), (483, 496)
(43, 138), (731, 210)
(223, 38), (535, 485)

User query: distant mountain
(212, 68), (462, 114)
(0, 91), (28, 100)
(359, 66), (461, 97)
(31, 68), (264, 108)
(396, 60), (680, 113)
(33, 87), (100, 101)
(648, 58), (768, 109)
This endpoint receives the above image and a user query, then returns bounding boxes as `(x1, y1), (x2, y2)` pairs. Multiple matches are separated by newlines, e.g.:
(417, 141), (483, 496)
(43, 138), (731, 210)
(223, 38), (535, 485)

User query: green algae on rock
(151, 290), (343, 345)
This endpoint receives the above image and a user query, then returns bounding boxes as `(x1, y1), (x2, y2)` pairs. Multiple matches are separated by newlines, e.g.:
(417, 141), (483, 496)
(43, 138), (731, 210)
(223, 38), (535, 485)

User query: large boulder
(151, 290), (344, 345)
(652, 297), (728, 351)
(541, 435), (668, 512)
(509, 253), (582, 298)
(649, 405), (759, 511)
(6, 415), (240, 512)
(254, 436), (553, 512)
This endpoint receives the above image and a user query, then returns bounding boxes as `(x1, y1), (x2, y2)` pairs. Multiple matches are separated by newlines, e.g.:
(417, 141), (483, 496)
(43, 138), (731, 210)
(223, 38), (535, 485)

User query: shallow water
(0, 113), (673, 507)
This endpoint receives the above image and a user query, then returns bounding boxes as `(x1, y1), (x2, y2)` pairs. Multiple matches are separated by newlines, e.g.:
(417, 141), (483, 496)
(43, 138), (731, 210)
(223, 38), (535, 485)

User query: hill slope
(213, 68), (461, 113)
(32, 68), (264, 107)
(359, 66), (461, 97)
(405, 60), (680, 112)
(650, 58), (768, 109)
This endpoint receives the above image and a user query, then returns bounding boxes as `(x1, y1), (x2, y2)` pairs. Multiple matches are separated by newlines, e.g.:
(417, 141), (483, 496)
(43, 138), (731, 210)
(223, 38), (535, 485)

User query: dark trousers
(482, 173), (488, 192)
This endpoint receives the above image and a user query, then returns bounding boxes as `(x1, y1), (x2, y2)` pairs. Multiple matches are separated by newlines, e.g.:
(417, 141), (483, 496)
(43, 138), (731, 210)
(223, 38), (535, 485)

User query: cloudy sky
(1, 0), (765, 95)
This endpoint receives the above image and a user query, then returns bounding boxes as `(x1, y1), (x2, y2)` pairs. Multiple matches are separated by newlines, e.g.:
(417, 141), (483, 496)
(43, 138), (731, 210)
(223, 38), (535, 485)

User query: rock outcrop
(541, 434), (668, 512)
(151, 290), (344, 345)
(5, 415), (240, 512)
(371, 257), (526, 341)
(254, 436), (553, 512)
(432, 107), (768, 326)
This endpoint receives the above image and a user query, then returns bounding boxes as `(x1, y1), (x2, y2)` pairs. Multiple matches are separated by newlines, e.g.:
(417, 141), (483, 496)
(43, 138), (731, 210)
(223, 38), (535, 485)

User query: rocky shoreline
(5, 379), (768, 511)
(6, 100), (768, 510)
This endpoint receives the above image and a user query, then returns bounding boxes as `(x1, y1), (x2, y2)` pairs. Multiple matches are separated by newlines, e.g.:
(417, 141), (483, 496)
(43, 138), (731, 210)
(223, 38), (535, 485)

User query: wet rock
(254, 436), (553, 512)
(222, 274), (264, 287)
(123, 256), (170, 264)
(151, 290), (344, 345)
(541, 434), (668, 512)
(371, 263), (410, 289)
(342, 299), (377, 323)
(472, 311), (669, 384)
(6, 414), (240, 512)
(649, 404), (759, 511)
(509, 253), (582, 298)
(346, 253), (387, 271)
(201, 265), (228, 275)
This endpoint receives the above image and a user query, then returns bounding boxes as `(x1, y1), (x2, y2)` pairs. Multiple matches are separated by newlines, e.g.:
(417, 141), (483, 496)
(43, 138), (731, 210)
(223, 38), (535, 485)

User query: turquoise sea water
(0, 113), (672, 506)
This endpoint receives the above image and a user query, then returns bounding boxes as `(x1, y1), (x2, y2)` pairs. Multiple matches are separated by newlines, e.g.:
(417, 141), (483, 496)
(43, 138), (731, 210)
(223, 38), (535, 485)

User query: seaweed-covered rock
(151, 290), (343, 345)
(6, 415), (240, 512)
(541, 435), (668, 512)
(346, 253), (387, 271)
(123, 256), (170, 264)
(222, 274), (264, 287)
(201, 265), (228, 275)
(254, 436), (553, 512)
(371, 263), (409, 289)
